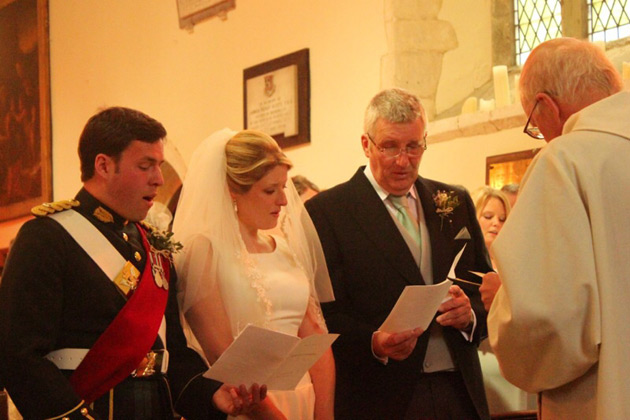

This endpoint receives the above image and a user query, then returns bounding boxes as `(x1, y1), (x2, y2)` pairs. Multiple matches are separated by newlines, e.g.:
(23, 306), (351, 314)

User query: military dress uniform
(0, 189), (225, 419)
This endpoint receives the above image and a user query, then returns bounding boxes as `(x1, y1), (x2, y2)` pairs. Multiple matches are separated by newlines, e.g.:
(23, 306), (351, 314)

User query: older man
(306, 88), (491, 419)
(481, 38), (629, 418)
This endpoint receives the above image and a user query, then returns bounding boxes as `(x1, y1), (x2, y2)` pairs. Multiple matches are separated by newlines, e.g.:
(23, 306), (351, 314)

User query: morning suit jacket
(0, 189), (224, 420)
(305, 167), (492, 420)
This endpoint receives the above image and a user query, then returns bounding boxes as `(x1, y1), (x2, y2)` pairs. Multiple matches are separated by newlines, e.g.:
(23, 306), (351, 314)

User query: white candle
(513, 74), (521, 105)
(623, 62), (630, 91)
(493, 65), (510, 108)
(461, 97), (478, 114)
(479, 98), (495, 112)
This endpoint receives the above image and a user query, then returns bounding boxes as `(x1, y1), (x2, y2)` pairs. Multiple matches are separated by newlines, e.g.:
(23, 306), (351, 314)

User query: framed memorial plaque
(176, 0), (235, 29)
(243, 49), (310, 149)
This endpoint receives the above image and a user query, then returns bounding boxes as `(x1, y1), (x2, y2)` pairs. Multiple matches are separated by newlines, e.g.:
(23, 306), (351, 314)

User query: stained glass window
(514, 0), (563, 65)
(589, 0), (630, 42)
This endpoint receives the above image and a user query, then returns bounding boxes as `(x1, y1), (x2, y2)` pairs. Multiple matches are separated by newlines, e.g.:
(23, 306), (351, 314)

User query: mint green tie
(389, 194), (421, 246)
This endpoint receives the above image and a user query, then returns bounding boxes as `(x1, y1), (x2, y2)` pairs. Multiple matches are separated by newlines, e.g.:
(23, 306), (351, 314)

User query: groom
(0, 107), (263, 419)
(306, 88), (492, 419)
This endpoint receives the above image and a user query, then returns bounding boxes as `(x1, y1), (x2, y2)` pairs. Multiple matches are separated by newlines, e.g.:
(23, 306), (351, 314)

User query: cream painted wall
(1, 0), (387, 247)
(422, 127), (543, 192)
(1, 0), (533, 248)
(48, 0), (387, 200)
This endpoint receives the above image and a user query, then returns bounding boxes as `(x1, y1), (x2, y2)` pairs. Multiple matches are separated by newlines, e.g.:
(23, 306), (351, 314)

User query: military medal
(149, 250), (168, 290)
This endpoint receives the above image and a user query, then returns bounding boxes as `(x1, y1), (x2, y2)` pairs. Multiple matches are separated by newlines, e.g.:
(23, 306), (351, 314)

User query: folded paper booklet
(378, 279), (452, 333)
(204, 324), (338, 390)
(378, 244), (468, 333)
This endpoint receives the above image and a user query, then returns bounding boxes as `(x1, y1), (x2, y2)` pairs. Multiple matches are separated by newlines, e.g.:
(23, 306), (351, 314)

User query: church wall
(437, 0), (493, 115)
(421, 127), (542, 192)
(46, 0), (389, 201)
(1, 0), (532, 247)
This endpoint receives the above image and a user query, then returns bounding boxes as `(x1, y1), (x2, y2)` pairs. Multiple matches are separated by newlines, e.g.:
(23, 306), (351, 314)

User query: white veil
(172, 128), (334, 353)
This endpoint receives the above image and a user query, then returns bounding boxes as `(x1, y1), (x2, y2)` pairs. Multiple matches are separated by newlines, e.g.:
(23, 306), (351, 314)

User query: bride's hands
(212, 383), (269, 416)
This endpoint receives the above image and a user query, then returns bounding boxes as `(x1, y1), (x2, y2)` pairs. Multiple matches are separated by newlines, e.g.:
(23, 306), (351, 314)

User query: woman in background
(473, 186), (536, 415)
(291, 175), (320, 202)
(173, 129), (335, 419)
(473, 186), (511, 267)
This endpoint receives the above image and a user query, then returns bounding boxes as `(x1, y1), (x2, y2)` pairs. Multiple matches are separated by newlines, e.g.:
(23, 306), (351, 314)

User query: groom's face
(362, 117), (425, 196)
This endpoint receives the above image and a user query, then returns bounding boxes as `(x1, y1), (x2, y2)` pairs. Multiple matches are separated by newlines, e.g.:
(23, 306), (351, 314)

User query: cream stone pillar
(382, 0), (457, 120)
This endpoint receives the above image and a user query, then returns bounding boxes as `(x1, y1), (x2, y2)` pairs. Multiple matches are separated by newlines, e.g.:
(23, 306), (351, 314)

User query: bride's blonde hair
(225, 129), (293, 194)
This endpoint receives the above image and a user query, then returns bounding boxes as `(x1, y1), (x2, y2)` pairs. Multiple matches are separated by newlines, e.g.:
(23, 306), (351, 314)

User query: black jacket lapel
(416, 177), (453, 284)
(349, 169), (425, 285)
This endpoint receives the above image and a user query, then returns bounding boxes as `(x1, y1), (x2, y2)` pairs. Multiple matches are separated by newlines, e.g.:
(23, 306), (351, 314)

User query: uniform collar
(75, 188), (130, 230)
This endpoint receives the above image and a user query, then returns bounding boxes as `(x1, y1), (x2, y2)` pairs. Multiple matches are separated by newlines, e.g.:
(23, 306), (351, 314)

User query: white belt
(45, 348), (169, 375)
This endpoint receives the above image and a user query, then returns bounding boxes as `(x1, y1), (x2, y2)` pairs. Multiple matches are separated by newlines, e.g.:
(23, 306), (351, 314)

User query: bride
(173, 129), (335, 419)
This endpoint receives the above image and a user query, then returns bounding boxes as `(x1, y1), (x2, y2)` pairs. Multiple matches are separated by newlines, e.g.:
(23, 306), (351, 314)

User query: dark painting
(0, 0), (51, 222)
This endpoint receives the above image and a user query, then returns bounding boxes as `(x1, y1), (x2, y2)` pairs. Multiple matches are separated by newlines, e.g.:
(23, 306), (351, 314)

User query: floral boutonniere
(433, 190), (460, 230)
(142, 222), (183, 259)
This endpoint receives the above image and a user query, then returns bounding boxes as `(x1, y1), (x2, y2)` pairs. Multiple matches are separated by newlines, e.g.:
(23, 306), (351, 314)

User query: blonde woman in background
(173, 129), (335, 419)
(473, 187), (511, 267)
(473, 186), (536, 415)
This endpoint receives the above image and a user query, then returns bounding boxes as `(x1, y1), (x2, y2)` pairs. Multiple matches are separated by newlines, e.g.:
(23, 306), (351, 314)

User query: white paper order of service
(378, 244), (468, 333)
(204, 324), (338, 390)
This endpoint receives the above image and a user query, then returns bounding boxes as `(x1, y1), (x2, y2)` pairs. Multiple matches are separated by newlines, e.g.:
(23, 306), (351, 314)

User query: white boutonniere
(433, 190), (460, 230)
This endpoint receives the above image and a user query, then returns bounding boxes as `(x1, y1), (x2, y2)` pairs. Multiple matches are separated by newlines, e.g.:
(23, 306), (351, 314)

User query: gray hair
(364, 88), (427, 135)
(519, 37), (622, 106)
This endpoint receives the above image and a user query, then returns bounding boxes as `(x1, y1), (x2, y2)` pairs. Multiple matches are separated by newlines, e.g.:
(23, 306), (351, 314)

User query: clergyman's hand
(436, 285), (472, 330)
(480, 271), (502, 311)
(212, 383), (268, 416)
(372, 328), (423, 361)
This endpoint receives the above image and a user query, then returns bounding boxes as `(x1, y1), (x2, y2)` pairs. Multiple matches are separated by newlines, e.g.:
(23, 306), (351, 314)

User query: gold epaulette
(31, 199), (80, 217)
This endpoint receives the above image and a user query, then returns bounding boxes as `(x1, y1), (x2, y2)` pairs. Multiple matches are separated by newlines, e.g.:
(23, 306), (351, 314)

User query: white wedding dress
(176, 232), (319, 420)
(229, 235), (316, 420)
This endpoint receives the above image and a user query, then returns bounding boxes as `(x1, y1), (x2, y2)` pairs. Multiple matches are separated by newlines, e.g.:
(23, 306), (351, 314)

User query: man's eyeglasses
(523, 100), (544, 140)
(366, 133), (427, 159)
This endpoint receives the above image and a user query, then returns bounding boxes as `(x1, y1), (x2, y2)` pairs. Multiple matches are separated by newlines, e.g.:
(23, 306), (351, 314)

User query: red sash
(69, 225), (169, 403)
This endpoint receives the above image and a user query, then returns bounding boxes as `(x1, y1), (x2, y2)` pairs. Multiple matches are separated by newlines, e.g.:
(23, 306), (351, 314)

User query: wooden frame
(176, 0), (235, 29)
(486, 148), (541, 189)
(0, 0), (51, 222)
(243, 49), (310, 149)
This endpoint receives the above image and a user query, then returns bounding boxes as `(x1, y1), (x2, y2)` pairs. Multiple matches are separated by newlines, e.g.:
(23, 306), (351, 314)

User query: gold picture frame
(0, 0), (51, 222)
(486, 148), (541, 189)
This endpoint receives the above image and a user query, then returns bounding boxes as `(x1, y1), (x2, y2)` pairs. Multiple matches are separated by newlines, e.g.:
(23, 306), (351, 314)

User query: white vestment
(488, 91), (630, 419)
